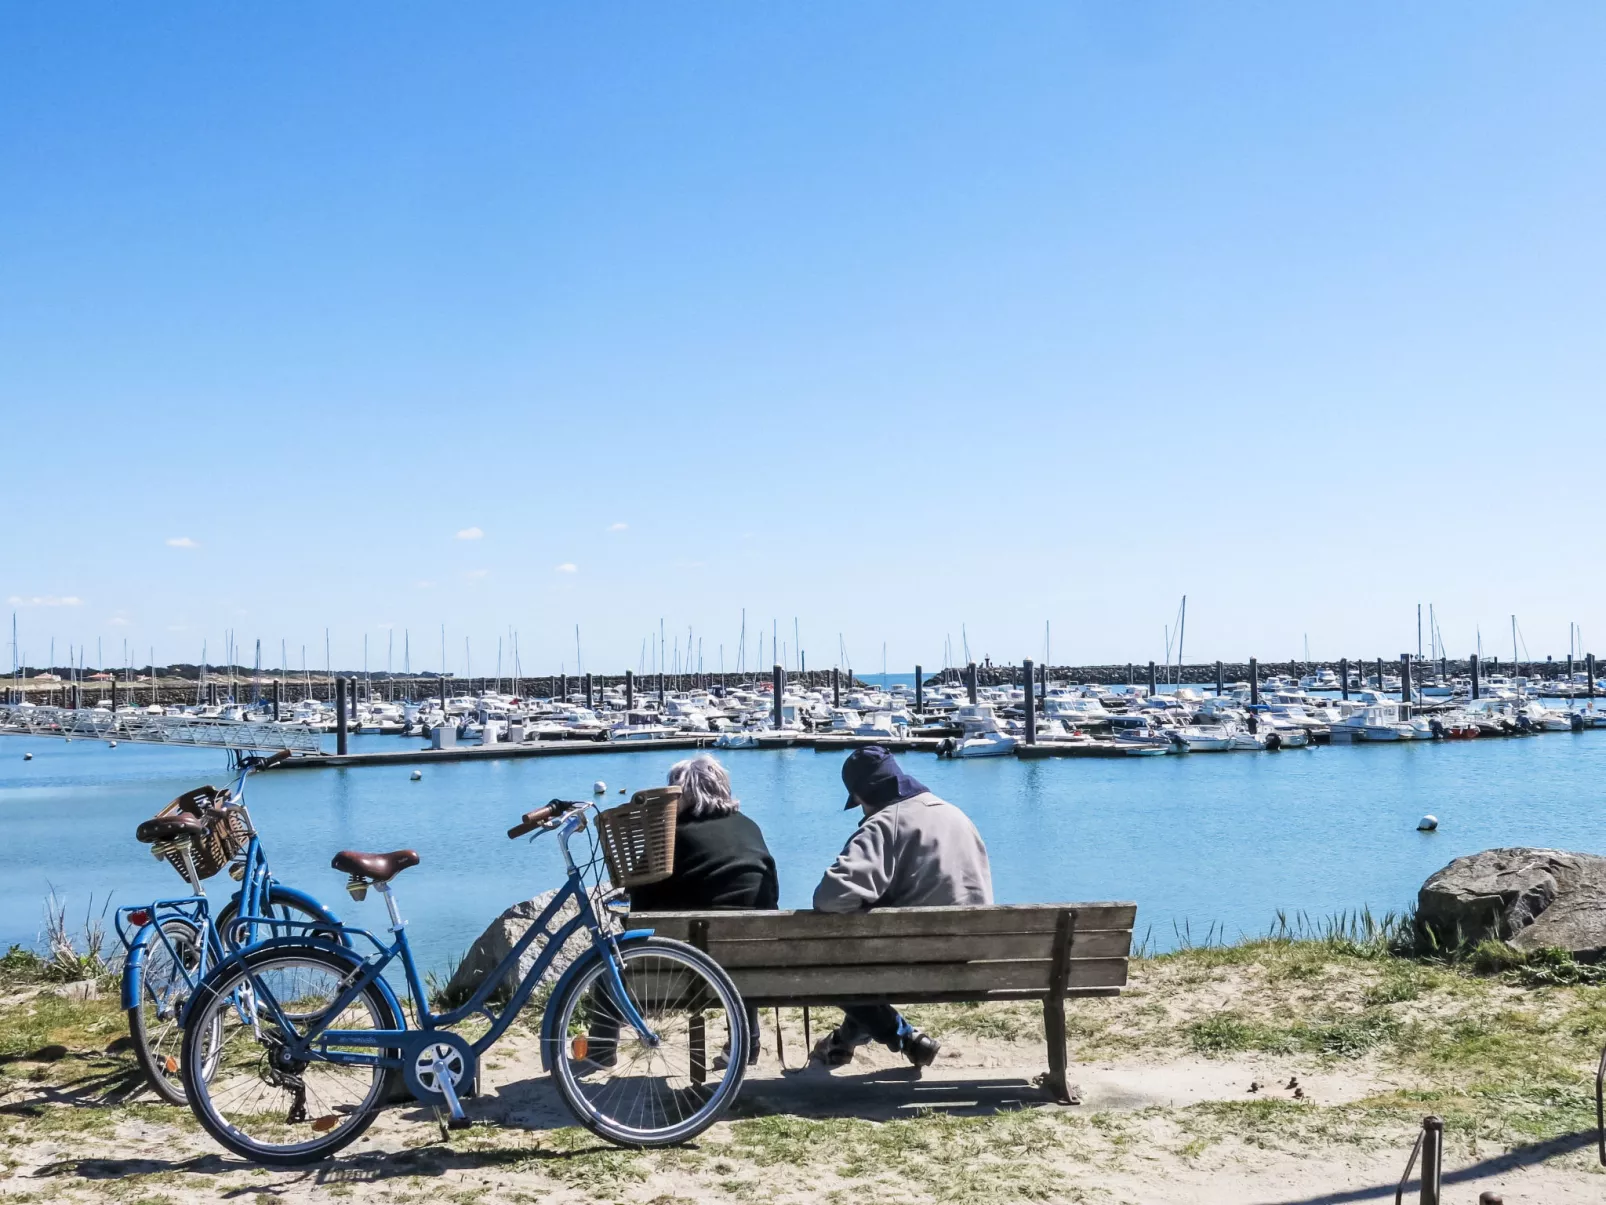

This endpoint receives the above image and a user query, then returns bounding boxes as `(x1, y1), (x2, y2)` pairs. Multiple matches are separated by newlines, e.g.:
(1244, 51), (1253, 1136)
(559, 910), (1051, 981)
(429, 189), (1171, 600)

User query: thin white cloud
(465, 569), (490, 579)
(8, 595), (83, 607)
(455, 526), (484, 541)
(555, 563), (578, 574)
(166, 536), (199, 548)
(108, 617), (130, 626)
(608, 522), (628, 532)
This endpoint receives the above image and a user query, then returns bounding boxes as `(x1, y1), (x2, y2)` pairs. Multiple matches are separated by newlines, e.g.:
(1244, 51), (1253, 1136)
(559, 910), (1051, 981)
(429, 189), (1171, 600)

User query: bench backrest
(642, 903), (1136, 1007)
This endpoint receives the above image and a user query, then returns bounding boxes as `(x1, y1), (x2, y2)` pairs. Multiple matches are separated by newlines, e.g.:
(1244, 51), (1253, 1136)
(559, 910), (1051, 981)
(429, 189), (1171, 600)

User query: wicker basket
(594, 786), (681, 889)
(148, 787), (250, 881)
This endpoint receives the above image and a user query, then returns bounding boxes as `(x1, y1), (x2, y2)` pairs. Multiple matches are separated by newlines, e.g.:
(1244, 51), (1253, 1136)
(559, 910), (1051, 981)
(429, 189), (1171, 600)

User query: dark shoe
(813, 1028), (858, 1067)
(900, 1028), (940, 1068)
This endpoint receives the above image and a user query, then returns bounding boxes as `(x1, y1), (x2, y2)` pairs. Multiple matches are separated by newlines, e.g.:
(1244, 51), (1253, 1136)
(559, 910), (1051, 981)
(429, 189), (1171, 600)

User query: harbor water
(3, 731), (1603, 971)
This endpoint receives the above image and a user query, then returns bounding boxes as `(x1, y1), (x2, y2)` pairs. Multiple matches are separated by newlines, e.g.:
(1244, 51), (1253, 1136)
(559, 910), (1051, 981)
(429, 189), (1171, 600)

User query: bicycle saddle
(136, 813), (209, 844)
(331, 849), (420, 882)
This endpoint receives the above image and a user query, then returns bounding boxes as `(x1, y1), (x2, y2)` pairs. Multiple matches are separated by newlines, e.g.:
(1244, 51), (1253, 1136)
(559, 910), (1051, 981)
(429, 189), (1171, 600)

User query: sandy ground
(2, 993), (1601, 1205)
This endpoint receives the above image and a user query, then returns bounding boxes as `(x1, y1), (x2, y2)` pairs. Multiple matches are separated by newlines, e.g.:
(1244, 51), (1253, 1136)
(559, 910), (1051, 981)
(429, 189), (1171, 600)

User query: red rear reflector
(129, 909), (152, 927)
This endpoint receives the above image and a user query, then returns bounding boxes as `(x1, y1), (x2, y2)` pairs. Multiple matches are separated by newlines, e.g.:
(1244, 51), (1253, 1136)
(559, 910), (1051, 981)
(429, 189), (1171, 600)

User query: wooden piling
(832, 666), (840, 707)
(1147, 661), (1157, 698)
(335, 677), (348, 755)
(1249, 658), (1259, 706)
(1215, 660), (1223, 696)
(1470, 654), (1480, 700)
(966, 662), (978, 705)
(1023, 659), (1036, 744)
(1400, 653), (1412, 717)
(1340, 657), (1349, 700)
(1588, 654), (1596, 701)
(625, 669), (634, 710)
(913, 665), (922, 712)
(772, 664), (784, 728)
(584, 673), (593, 709)
(272, 679), (281, 722)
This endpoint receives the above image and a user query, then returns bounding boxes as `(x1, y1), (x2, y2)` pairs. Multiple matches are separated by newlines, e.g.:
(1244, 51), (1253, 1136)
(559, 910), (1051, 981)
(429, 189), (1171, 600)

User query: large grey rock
(443, 889), (617, 1005)
(1418, 847), (1606, 958)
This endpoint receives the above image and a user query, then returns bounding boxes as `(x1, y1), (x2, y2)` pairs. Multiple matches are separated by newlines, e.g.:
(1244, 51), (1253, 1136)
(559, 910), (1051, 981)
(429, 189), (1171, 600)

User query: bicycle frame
(240, 811), (656, 1075)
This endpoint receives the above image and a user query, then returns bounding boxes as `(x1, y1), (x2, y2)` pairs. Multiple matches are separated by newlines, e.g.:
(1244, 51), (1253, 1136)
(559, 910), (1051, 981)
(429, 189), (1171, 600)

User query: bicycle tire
(181, 944), (399, 1166)
(127, 918), (209, 1106)
(547, 936), (748, 1147)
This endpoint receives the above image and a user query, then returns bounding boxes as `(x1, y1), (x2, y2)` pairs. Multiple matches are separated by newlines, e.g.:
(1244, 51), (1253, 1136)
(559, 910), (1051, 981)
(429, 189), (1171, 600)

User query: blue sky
(4, 3), (1605, 674)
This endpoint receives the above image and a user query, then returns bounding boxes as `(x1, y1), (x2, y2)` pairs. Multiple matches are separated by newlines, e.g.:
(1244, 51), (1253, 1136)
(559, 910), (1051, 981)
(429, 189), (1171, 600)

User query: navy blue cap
(841, 745), (928, 810)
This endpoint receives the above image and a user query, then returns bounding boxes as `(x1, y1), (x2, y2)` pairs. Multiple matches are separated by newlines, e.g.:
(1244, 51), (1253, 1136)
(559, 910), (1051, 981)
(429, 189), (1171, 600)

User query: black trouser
(834, 1003), (910, 1050)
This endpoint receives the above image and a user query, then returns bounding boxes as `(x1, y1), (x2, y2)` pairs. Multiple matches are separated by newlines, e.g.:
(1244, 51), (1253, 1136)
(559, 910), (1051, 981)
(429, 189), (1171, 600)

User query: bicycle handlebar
(508, 798), (586, 839)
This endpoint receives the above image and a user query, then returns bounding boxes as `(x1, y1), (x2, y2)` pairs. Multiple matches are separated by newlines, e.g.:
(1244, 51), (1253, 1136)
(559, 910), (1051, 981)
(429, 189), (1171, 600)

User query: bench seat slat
(725, 956), (1129, 999)
(696, 928), (1131, 968)
(641, 903), (1137, 942)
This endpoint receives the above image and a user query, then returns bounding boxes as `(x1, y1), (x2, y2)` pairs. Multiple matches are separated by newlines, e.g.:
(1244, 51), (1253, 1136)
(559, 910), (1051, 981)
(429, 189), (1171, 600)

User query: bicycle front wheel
(181, 945), (397, 1165)
(548, 936), (748, 1147)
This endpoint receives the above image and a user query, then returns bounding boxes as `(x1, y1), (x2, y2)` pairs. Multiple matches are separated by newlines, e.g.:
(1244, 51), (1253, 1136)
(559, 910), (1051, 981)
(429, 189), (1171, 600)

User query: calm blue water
(3, 732), (1603, 971)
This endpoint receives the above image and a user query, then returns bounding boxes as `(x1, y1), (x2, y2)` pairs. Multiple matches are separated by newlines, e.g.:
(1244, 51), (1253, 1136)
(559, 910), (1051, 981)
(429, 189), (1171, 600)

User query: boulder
(1417, 847), (1606, 958)
(443, 888), (617, 1005)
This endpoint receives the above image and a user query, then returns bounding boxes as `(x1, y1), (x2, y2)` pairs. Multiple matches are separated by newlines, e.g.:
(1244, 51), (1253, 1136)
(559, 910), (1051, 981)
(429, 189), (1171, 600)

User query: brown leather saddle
(331, 849), (420, 882)
(136, 813), (209, 844)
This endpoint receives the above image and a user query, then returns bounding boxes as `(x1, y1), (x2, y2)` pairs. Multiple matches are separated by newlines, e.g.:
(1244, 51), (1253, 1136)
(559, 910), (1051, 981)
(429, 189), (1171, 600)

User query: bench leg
(1041, 996), (1079, 1106)
(689, 1012), (707, 1084)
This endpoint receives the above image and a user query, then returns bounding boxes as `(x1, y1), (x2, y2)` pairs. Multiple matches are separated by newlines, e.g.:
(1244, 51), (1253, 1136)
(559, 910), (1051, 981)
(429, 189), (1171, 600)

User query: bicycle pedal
(447, 1115), (471, 1131)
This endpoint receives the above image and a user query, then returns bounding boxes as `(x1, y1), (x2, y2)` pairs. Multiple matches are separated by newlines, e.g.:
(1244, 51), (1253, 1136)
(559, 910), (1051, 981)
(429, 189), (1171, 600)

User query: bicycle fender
(120, 916), (204, 1011)
(178, 935), (403, 1030)
(259, 883), (350, 945)
(537, 929), (654, 1072)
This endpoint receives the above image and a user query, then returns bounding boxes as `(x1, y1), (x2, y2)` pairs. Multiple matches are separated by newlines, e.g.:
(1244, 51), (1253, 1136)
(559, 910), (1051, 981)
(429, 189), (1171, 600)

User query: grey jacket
(812, 791), (993, 913)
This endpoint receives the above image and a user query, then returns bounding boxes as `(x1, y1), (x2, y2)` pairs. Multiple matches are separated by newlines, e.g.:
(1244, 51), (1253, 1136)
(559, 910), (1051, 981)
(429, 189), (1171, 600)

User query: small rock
(1248, 1080), (1263, 1094)
(1285, 1075), (1299, 1089)
(1293, 1086), (1305, 1099)
(54, 980), (100, 1002)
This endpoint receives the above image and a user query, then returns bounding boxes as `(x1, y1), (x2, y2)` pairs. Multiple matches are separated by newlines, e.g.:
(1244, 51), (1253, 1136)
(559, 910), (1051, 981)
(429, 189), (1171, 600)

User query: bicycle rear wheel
(548, 936), (748, 1147)
(215, 887), (340, 950)
(127, 918), (213, 1106)
(181, 945), (397, 1165)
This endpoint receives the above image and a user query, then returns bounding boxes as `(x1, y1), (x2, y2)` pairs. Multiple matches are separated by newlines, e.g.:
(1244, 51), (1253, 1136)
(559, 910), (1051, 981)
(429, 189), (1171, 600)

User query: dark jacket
(627, 810), (779, 913)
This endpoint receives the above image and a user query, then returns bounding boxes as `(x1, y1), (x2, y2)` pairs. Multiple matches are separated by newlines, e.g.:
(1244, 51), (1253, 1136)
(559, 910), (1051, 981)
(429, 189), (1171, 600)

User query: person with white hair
(609, 755), (776, 1067)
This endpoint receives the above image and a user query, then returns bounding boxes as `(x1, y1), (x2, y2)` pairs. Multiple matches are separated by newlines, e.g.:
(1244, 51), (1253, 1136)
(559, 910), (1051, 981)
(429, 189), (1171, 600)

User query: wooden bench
(643, 902), (1136, 1104)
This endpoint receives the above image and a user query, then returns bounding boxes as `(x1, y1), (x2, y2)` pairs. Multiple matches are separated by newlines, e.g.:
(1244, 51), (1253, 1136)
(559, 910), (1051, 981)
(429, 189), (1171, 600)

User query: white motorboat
(949, 732), (1017, 758)
(1172, 724), (1234, 752)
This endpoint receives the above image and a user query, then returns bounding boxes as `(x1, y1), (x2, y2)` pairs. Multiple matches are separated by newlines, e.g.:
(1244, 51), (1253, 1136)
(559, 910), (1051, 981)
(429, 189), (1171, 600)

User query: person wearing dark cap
(812, 746), (992, 1067)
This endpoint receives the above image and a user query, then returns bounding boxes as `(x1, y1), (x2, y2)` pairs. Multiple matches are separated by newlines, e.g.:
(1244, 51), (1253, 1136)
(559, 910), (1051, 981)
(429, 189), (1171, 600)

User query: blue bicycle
(178, 795), (749, 1164)
(117, 750), (342, 1105)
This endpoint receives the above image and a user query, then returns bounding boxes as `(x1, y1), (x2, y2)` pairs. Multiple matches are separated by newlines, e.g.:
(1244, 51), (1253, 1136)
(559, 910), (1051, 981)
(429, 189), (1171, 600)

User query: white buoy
(411, 769), (423, 781)
(109, 741), (118, 748)
(619, 787), (627, 794)
(1417, 815), (1438, 832)
(23, 752), (32, 761)
(593, 780), (607, 794)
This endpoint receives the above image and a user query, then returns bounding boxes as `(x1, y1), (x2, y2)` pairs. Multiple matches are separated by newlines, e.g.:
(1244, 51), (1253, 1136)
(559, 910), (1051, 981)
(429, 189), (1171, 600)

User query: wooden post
(1376, 657), (1384, 694)
(1215, 660), (1223, 696)
(584, 673), (593, 709)
(966, 662), (978, 705)
(1340, 657), (1349, 700)
(1147, 660), (1157, 698)
(1470, 654), (1480, 700)
(1041, 909), (1077, 1105)
(111, 677), (119, 711)
(272, 679), (281, 722)
(1419, 1115), (1442, 1204)
(335, 677), (348, 755)
(1567, 653), (1574, 691)
(914, 665), (922, 712)
(1400, 653), (1412, 716)
(1249, 658), (1259, 706)
(832, 666), (840, 707)
(772, 664), (784, 728)
(1023, 659), (1036, 744)
(624, 669), (634, 710)
(1588, 654), (1596, 701)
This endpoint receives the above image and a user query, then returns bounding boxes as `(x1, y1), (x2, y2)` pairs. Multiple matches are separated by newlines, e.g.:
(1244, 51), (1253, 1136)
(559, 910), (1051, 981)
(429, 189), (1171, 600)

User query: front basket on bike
(148, 787), (250, 881)
(594, 786), (680, 888)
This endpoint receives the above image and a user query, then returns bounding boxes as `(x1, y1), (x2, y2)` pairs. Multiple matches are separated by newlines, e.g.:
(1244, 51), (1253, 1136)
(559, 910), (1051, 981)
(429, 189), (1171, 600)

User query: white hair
(667, 755), (738, 819)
